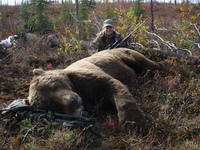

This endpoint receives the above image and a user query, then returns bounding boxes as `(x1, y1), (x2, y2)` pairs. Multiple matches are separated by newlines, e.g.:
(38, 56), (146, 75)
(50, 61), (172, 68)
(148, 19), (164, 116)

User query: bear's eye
(49, 84), (59, 90)
(49, 81), (65, 90)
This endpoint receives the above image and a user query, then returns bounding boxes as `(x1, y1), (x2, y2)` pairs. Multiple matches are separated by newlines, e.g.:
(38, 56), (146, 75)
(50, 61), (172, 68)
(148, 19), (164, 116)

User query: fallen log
(144, 49), (200, 64)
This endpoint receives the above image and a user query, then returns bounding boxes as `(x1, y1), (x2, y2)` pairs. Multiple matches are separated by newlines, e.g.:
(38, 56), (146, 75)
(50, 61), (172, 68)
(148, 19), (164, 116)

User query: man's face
(105, 26), (114, 35)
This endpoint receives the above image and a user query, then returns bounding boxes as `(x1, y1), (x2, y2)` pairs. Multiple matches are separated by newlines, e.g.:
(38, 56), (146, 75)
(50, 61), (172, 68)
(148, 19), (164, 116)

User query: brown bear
(28, 48), (163, 133)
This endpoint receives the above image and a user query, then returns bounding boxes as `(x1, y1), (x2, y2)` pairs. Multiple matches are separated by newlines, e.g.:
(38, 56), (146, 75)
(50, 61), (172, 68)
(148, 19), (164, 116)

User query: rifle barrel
(109, 20), (146, 49)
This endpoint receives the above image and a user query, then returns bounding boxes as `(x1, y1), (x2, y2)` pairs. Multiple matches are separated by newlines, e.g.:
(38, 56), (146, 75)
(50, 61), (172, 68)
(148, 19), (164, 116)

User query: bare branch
(145, 31), (193, 56)
(145, 49), (200, 64)
(192, 23), (200, 37)
(130, 42), (145, 49)
(92, 11), (102, 32)
(155, 25), (200, 51)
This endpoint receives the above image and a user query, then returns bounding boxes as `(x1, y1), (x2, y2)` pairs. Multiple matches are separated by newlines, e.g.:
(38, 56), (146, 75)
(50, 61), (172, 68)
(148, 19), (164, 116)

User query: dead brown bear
(28, 48), (163, 133)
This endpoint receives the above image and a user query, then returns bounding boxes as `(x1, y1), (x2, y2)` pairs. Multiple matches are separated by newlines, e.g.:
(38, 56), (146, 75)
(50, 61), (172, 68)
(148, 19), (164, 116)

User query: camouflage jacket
(91, 30), (125, 52)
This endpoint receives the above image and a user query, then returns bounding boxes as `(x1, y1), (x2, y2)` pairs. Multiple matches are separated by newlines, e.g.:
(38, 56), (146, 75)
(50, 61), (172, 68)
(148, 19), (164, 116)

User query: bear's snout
(62, 95), (83, 115)
(68, 96), (82, 108)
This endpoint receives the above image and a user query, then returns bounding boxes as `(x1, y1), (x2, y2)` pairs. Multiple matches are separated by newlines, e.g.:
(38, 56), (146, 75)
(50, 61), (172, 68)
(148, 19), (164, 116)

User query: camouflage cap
(103, 19), (114, 28)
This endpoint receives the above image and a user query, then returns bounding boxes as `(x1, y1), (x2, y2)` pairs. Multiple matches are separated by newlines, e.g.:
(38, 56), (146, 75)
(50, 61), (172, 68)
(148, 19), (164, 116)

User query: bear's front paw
(122, 115), (153, 136)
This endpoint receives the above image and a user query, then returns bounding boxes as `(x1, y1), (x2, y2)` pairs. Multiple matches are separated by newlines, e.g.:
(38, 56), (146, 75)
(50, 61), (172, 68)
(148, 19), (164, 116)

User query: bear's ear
(33, 68), (45, 76)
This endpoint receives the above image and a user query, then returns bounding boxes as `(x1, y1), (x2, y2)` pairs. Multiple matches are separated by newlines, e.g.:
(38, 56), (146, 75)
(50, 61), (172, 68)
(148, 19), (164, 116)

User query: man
(91, 19), (127, 52)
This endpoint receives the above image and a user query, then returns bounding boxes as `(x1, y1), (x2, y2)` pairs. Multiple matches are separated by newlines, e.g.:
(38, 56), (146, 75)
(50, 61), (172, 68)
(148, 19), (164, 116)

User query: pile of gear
(0, 35), (18, 61)
(0, 35), (18, 49)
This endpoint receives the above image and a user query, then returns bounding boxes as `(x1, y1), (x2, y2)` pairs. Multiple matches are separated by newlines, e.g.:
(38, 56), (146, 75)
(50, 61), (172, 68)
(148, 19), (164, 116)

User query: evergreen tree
(20, 0), (53, 33)
(101, 5), (116, 19)
(0, 2), (5, 26)
(79, 0), (95, 21)
(33, 0), (52, 33)
(59, 2), (74, 26)
(20, 2), (35, 32)
(132, 0), (144, 23)
(79, 0), (96, 40)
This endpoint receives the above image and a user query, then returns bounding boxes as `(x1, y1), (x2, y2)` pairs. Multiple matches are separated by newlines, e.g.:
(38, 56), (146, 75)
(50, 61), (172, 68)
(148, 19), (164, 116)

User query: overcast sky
(0, 0), (198, 5)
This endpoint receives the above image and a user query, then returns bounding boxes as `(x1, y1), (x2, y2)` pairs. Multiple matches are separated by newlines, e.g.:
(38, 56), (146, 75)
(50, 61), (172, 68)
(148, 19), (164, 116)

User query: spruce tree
(59, 2), (74, 26)
(79, 0), (95, 21)
(79, 0), (96, 40)
(20, 0), (53, 34)
(0, 2), (6, 28)
(132, 0), (144, 23)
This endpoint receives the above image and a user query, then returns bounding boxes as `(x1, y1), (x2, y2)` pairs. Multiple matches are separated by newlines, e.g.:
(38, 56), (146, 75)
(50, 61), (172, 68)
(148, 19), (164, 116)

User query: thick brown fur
(28, 48), (163, 133)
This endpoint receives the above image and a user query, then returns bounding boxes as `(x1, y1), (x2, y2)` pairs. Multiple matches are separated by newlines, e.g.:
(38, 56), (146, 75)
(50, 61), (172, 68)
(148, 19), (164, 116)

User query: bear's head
(28, 69), (83, 115)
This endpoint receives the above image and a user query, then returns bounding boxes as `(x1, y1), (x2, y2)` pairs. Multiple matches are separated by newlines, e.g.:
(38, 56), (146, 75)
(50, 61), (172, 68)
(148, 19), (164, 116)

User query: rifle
(108, 20), (146, 49)
(0, 99), (100, 136)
